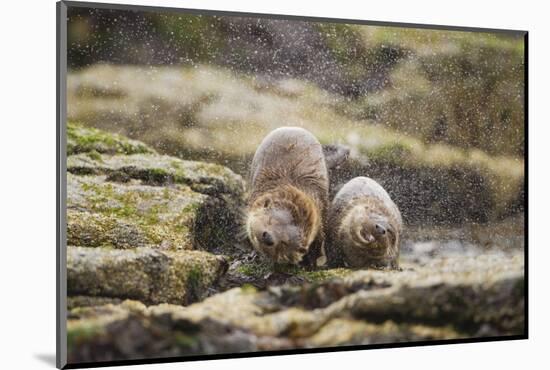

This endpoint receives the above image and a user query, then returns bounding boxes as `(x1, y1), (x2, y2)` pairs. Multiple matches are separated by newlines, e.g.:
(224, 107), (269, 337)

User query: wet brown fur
(247, 131), (329, 267)
(328, 195), (401, 269)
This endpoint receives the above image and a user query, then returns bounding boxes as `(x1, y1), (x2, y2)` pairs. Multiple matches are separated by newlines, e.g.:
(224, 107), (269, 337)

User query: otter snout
(247, 206), (308, 264)
(359, 222), (388, 245)
(261, 231), (275, 246)
(359, 227), (376, 244)
(375, 223), (386, 235)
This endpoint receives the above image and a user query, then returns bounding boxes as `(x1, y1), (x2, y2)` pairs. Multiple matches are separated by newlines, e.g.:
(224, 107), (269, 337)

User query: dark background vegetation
(68, 7), (525, 156)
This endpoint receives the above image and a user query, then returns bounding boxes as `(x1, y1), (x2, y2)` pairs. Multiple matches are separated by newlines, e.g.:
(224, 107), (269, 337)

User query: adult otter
(246, 127), (329, 266)
(327, 176), (402, 269)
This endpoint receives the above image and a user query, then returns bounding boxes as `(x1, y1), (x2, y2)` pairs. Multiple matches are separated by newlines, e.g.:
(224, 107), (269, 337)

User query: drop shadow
(34, 353), (56, 367)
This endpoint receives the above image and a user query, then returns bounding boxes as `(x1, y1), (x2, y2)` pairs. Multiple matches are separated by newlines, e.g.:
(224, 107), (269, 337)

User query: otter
(327, 176), (402, 269)
(246, 127), (330, 266)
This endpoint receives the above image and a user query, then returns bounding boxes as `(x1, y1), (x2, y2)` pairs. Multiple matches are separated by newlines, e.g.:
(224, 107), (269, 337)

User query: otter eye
(263, 199), (270, 208)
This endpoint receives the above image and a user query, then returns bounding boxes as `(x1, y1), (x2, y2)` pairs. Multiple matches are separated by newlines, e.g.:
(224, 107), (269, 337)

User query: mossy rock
(66, 123), (245, 252)
(66, 250), (523, 363)
(309, 319), (460, 347)
(68, 122), (155, 156)
(68, 296), (123, 310)
(67, 151), (245, 197)
(67, 246), (227, 305)
(67, 173), (208, 250)
(320, 27), (525, 156)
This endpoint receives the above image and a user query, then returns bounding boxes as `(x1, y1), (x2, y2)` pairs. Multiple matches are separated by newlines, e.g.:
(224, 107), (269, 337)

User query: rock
(67, 299), (263, 363)
(219, 254), (354, 290)
(65, 123), (243, 309)
(67, 246), (227, 305)
(68, 123), (155, 156)
(66, 123), (245, 253)
(68, 296), (123, 310)
(66, 251), (524, 362)
(308, 319), (460, 347)
(67, 151), (244, 197)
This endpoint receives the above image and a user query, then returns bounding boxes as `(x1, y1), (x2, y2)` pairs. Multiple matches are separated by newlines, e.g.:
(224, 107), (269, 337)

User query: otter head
(246, 191), (318, 264)
(341, 205), (397, 262)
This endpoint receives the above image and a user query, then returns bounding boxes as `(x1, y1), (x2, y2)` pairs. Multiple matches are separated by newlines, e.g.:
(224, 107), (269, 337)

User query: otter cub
(327, 176), (402, 269)
(246, 127), (329, 266)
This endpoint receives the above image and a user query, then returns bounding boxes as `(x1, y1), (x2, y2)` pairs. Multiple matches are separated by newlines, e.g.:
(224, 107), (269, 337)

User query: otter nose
(262, 231), (274, 246)
(375, 223), (386, 235)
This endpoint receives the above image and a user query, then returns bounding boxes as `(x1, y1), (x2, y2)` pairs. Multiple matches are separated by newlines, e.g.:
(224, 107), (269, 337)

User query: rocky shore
(65, 124), (524, 364)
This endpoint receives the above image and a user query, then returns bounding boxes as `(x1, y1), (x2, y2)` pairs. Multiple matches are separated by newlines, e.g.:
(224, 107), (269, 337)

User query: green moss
(194, 162), (228, 177)
(67, 210), (130, 248)
(67, 122), (155, 155)
(364, 141), (414, 165)
(67, 322), (104, 350)
(187, 266), (204, 290)
(240, 284), (258, 294)
(173, 333), (199, 348)
(139, 167), (172, 184)
(70, 176), (201, 250)
(86, 150), (103, 161)
(236, 262), (272, 278)
(170, 160), (182, 169)
(235, 261), (352, 284)
(300, 268), (353, 283)
(162, 187), (172, 200)
(181, 202), (200, 214)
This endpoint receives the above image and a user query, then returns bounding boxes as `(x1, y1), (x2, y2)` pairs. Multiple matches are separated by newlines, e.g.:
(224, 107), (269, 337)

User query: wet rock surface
(67, 251), (524, 363)
(67, 124), (245, 253)
(67, 246), (227, 305)
(66, 123), (525, 365)
(66, 123), (241, 307)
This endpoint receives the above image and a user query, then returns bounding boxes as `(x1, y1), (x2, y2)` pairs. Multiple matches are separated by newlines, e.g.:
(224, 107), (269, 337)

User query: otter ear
(322, 144), (350, 170)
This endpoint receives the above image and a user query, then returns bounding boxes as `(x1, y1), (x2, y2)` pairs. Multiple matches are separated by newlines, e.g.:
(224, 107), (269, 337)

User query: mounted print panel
(57, 1), (527, 368)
